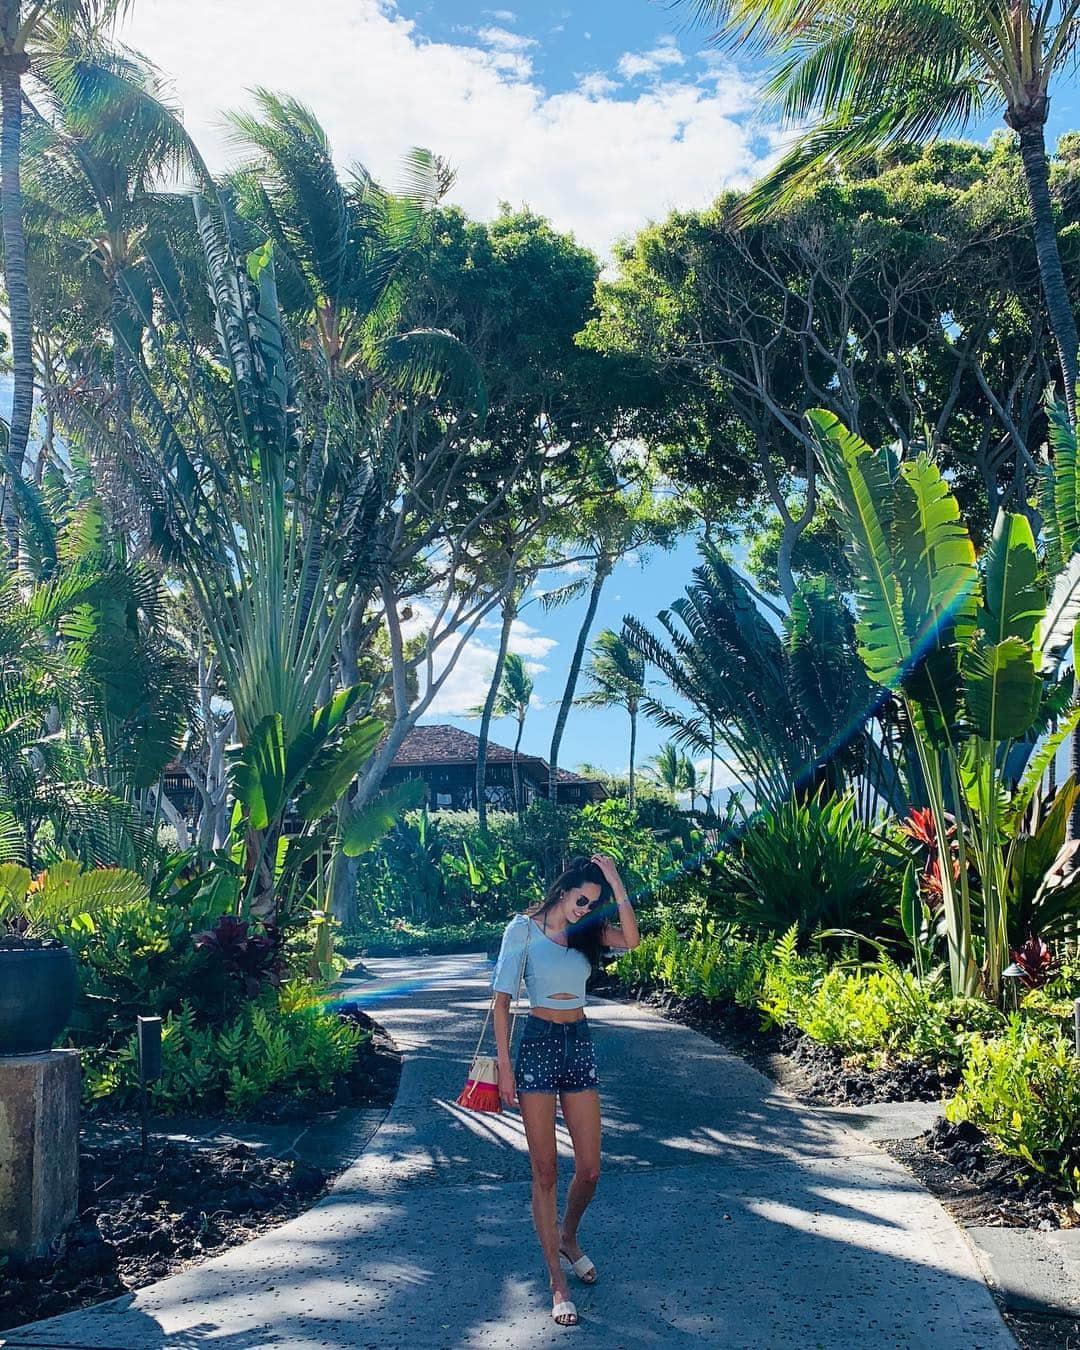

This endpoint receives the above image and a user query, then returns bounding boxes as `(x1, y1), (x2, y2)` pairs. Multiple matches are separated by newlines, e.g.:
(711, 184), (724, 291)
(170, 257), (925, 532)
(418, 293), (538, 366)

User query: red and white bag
(457, 918), (532, 1113)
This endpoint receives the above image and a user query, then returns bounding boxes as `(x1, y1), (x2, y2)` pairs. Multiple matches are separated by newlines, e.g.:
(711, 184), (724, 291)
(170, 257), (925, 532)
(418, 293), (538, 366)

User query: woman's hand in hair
(591, 853), (622, 888)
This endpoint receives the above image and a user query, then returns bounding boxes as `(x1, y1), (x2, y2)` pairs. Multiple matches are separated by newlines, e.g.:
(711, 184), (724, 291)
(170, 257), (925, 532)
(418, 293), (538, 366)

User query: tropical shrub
(84, 980), (366, 1115)
(612, 921), (771, 1005)
(352, 798), (696, 933)
(624, 546), (876, 811)
(947, 1019), (1080, 1193)
(784, 964), (1002, 1065)
(708, 793), (902, 939)
(0, 862), (149, 939)
(354, 810), (539, 927)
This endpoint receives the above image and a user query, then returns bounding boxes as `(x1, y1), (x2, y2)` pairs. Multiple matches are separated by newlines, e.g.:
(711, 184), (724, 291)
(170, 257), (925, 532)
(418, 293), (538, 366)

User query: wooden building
(382, 724), (605, 811)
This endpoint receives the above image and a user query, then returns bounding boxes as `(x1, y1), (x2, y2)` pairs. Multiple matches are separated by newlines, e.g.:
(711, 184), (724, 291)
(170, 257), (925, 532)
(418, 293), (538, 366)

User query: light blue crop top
(491, 914), (591, 1010)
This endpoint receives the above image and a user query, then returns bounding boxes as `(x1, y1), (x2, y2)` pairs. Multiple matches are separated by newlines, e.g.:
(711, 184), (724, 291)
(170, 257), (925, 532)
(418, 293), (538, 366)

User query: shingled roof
(391, 723), (596, 784)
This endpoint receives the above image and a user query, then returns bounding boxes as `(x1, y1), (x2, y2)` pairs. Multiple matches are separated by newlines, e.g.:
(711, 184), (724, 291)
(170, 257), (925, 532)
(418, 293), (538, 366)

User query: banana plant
(811, 408), (1080, 1000)
(228, 682), (428, 972)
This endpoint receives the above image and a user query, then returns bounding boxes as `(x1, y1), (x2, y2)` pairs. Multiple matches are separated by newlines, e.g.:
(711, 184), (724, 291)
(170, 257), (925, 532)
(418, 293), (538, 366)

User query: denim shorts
(515, 1015), (599, 1095)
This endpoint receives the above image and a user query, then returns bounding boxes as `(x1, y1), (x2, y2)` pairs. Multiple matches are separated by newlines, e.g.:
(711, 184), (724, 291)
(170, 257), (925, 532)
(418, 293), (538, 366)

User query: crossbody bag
(456, 916), (533, 1113)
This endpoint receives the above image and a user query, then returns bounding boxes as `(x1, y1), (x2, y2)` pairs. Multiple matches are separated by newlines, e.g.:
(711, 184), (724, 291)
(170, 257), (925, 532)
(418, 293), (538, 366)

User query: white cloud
(120, 0), (772, 257)
(402, 603), (557, 716)
(578, 72), (620, 98)
(509, 618), (557, 662)
(617, 36), (686, 81)
(477, 25), (536, 52)
(488, 8), (517, 21)
(420, 639), (496, 717)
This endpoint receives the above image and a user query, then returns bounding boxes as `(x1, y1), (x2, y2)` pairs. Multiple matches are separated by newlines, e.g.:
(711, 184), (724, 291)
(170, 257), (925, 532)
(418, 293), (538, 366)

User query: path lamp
(1001, 963), (1025, 1014)
(137, 1015), (163, 1165)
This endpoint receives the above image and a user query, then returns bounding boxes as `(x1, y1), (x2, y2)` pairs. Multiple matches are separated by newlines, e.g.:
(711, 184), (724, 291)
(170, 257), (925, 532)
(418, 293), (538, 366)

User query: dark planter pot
(0, 944), (76, 1056)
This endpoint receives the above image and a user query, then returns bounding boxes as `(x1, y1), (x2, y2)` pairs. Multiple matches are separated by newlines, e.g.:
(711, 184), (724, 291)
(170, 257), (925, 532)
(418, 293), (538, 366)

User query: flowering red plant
(900, 807), (959, 906)
(898, 807), (941, 851)
(1009, 935), (1059, 990)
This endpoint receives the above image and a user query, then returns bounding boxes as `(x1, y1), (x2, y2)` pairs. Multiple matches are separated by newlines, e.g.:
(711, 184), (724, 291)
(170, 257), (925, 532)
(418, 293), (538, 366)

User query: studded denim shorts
(515, 1015), (599, 1095)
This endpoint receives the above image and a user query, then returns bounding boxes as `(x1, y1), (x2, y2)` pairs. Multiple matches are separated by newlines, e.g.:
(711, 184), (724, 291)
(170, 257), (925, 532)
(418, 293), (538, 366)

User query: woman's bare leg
(559, 1088), (601, 1275)
(519, 1092), (576, 1324)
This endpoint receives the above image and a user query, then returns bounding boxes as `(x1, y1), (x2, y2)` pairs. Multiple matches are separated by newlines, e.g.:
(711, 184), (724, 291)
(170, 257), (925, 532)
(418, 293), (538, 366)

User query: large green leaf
(229, 713), (287, 830)
(808, 408), (909, 689)
(296, 715), (382, 821)
(982, 511), (1043, 648)
(963, 637), (1042, 743)
(891, 455), (978, 729)
(284, 684), (368, 786)
(340, 777), (426, 857)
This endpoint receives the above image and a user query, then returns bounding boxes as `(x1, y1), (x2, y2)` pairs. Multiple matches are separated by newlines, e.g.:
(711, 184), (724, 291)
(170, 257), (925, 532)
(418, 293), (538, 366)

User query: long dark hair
(528, 856), (613, 970)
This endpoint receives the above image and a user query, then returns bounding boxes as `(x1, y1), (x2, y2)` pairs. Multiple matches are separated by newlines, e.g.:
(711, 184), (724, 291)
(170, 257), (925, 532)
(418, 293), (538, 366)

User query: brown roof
(391, 724), (596, 785)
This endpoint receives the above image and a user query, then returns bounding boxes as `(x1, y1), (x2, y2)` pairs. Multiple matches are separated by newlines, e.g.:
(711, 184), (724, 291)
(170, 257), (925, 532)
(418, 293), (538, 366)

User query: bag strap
(470, 914), (532, 1065)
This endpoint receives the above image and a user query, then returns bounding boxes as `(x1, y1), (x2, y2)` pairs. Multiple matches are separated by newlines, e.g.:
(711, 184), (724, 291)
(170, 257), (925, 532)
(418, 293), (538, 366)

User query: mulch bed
(883, 1118), (1070, 1231)
(0, 1139), (328, 1331)
(0, 1009), (401, 1334)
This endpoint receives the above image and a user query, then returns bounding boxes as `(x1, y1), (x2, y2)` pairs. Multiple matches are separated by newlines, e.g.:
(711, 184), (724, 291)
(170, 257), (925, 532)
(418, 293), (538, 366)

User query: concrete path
(3, 954), (1012, 1349)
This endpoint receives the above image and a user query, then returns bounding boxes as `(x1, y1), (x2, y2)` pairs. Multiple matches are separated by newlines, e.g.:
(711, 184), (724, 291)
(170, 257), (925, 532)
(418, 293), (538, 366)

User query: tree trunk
(0, 57), (31, 558)
(775, 520), (799, 607)
(1010, 109), (1080, 838)
(475, 595), (515, 830)
(511, 711), (525, 816)
(548, 557), (610, 801)
(328, 596), (364, 927)
(627, 701), (637, 811)
(1012, 112), (1079, 420)
(110, 284), (132, 416)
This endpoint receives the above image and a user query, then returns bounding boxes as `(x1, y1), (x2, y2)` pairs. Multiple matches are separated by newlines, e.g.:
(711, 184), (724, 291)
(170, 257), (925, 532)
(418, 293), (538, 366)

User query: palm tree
(646, 741), (718, 813)
(0, 1), (130, 529)
(495, 652), (534, 815)
(225, 90), (481, 406)
(27, 34), (203, 415)
(576, 629), (646, 809)
(646, 741), (683, 797)
(675, 0), (1080, 418)
(677, 751), (708, 812)
(469, 643), (535, 818)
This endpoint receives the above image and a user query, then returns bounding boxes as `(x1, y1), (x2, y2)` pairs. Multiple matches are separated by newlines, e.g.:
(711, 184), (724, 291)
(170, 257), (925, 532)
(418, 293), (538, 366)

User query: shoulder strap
(470, 915), (533, 1064)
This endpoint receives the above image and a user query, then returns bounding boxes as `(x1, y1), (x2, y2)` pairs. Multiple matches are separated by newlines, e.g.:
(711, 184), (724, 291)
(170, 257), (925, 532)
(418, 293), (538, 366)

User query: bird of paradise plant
(811, 407), (1080, 1000)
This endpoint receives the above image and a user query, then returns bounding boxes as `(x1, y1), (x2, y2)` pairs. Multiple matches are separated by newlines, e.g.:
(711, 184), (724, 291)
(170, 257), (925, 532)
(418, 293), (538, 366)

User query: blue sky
(111, 1), (1080, 781)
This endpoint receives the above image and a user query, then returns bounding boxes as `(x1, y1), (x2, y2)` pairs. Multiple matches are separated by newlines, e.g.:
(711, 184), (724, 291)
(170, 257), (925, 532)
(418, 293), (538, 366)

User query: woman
(490, 853), (639, 1329)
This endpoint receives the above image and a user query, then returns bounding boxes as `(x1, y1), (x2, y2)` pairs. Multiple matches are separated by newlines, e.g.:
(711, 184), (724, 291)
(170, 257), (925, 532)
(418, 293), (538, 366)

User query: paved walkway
(3, 955), (1012, 1349)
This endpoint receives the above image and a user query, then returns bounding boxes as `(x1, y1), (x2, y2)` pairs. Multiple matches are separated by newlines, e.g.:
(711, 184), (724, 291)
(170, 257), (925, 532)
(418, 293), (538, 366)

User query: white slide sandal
(552, 1299), (579, 1327)
(561, 1250), (598, 1284)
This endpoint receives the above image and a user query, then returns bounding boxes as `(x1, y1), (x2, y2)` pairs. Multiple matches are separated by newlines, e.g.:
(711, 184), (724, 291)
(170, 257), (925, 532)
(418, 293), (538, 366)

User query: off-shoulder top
(491, 914), (591, 1010)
